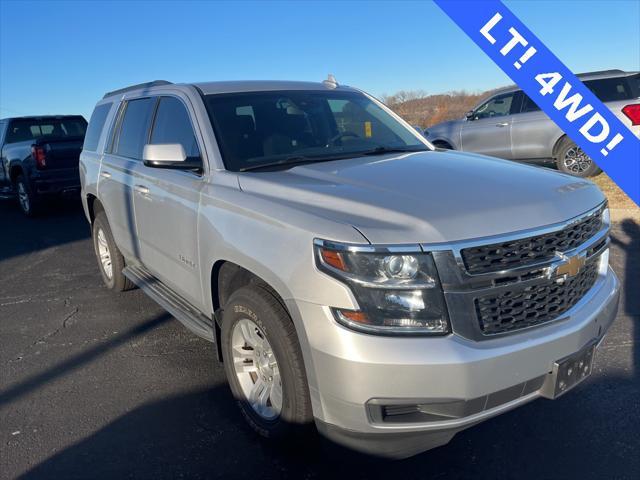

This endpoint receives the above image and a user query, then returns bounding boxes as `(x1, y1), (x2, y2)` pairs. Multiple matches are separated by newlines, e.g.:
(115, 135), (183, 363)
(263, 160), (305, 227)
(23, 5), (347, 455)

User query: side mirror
(142, 144), (201, 170)
(465, 111), (475, 120)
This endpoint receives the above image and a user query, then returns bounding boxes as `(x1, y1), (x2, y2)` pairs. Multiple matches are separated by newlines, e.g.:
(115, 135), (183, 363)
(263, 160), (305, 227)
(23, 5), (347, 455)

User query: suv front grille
(475, 260), (599, 335)
(461, 207), (604, 275)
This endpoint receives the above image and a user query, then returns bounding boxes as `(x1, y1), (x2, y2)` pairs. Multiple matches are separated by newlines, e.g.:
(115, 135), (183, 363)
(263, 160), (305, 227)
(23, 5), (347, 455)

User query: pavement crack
(31, 299), (79, 346)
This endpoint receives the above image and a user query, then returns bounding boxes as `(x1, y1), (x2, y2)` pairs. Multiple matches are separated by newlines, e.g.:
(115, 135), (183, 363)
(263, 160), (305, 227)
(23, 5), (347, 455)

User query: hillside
(383, 89), (494, 128)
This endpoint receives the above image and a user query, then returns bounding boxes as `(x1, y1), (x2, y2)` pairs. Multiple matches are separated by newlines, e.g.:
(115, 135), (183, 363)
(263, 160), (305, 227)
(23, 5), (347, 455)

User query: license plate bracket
(541, 342), (597, 399)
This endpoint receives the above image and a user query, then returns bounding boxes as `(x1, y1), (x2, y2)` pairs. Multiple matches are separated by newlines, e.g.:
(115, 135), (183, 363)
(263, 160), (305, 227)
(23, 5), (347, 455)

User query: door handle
(100, 171), (112, 179)
(495, 122), (509, 127)
(134, 184), (150, 195)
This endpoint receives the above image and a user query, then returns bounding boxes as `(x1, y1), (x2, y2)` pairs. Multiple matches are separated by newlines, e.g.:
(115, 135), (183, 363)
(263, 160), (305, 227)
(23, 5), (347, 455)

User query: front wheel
(556, 138), (601, 177)
(221, 286), (313, 438)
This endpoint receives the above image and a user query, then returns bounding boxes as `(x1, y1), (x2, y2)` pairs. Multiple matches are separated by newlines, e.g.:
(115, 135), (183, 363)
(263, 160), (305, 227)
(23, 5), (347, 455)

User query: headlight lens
(315, 240), (450, 335)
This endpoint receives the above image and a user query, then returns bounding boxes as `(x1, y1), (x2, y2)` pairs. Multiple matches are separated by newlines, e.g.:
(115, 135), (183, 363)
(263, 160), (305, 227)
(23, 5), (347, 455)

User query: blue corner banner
(435, 0), (640, 206)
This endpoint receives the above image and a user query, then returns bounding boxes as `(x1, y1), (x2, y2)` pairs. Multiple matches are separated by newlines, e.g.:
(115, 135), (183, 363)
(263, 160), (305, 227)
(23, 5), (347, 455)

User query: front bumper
(288, 267), (619, 458)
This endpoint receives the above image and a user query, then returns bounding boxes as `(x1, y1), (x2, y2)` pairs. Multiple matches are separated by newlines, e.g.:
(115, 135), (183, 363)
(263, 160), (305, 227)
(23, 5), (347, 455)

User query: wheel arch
(211, 260), (289, 314)
(86, 193), (104, 224)
(9, 163), (23, 182)
(551, 133), (569, 160)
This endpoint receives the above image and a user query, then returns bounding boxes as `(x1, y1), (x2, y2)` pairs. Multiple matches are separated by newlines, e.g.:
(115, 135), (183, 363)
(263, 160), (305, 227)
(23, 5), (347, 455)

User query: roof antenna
(323, 74), (338, 89)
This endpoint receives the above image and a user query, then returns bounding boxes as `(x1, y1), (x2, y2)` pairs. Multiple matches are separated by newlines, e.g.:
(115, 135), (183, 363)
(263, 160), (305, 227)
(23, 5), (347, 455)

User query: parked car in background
(425, 70), (640, 177)
(81, 78), (618, 458)
(0, 115), (87, 216)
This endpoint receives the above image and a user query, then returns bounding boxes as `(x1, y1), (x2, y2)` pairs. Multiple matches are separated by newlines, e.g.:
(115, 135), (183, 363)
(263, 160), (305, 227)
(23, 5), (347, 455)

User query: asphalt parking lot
(0, 198), (638, 480)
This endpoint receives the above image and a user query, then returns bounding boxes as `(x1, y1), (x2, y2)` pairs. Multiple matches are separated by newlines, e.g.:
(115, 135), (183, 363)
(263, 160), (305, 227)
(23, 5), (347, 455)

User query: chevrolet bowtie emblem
(555, 253), (586, 278)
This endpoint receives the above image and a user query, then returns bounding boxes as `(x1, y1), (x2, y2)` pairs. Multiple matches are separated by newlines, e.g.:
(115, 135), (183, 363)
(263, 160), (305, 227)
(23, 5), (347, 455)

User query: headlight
(601, 206), (610, 227)
(314, 240), (450, 336)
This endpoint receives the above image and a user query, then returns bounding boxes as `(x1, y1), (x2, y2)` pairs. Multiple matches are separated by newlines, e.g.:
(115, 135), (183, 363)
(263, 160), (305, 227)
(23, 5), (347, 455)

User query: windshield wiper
(240, 155), (351, 172)
(362, 146), (428, 156)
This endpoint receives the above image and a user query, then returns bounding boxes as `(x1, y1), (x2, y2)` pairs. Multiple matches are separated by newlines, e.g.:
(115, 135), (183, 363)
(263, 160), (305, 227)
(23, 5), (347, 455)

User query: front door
(460, 92), (516, 159)
(132, 95), (204, 309)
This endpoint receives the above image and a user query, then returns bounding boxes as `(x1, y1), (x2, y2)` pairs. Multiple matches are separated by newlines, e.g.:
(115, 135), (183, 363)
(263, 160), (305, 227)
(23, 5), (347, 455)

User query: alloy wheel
(231, 318), (283, 420)
(563, 146), (592, 174)
(96, 228), (113, 279)
(17, 182), (30, 213)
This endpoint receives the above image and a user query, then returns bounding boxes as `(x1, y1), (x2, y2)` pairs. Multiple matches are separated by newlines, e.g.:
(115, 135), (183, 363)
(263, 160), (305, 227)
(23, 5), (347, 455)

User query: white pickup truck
(80, 78), (619, 458)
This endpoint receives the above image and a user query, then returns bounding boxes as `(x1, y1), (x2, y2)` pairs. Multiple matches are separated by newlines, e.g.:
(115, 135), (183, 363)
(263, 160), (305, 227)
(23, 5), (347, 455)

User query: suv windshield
(204, 90), (428, 171)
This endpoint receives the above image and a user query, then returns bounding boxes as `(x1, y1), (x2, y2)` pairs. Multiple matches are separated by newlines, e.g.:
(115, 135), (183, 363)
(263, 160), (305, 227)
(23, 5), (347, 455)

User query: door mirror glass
(143, 143), (200, 169)
(465, 110), (475, 120)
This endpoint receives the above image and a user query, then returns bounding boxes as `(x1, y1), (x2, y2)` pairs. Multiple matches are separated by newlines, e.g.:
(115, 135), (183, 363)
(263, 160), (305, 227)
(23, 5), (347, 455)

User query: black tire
(221, 285), (313, 439)
(555, 137), (601, 177)
(15, 174), (40, 217)
(432, 141), (453, 150)
(92, 211), (134, 291)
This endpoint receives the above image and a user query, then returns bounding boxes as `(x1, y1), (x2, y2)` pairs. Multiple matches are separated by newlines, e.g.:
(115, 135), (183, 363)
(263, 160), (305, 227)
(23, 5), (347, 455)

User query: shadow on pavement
(611, 219), (640, 376)
(0, 197), (89, 262)
(0, 313), (172, 407)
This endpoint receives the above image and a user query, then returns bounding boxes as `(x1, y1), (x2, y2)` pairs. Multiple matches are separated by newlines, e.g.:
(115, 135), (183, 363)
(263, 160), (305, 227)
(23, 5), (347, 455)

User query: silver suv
(80, 78), (619, 458)
(425, 70), (640, 177)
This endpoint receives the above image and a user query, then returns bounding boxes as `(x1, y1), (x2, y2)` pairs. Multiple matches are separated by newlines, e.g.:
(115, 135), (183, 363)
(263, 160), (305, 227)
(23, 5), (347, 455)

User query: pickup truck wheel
(556, 138), (601, 177)
(221, 286), (313, 439)
(15, 175), (39, 217)
(92, 212), (134, 291)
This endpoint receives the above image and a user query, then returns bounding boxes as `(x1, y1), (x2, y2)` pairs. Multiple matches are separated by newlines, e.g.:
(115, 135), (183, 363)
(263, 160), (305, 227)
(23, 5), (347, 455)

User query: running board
(123, 265), (214, 342)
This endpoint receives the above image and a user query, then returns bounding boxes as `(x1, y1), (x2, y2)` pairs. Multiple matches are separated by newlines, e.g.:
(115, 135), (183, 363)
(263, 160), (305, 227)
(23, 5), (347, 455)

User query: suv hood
(237, 151), (605, 245)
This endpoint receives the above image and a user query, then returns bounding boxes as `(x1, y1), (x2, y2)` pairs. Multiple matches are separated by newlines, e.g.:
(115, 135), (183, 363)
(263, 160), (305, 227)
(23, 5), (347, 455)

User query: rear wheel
(556, 137), (601, 177)
(15, 174), (39, 217)
(92, 211), (134, 291)
(221, 286), (313, 438)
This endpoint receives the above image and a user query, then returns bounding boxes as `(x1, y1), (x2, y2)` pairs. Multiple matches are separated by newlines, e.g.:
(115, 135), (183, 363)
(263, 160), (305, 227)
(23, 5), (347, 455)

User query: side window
(149, 97), (200, 161)
(83, 104), (112, 151)
(114, 97), (156, 159)
(473, 93), (515, 120)
(521, 93), (541, 113)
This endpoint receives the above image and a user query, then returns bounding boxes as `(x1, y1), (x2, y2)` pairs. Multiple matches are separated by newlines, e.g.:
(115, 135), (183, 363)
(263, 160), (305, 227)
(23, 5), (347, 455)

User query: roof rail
(103, 80), (173, 99)
(575, 69), (625, 77)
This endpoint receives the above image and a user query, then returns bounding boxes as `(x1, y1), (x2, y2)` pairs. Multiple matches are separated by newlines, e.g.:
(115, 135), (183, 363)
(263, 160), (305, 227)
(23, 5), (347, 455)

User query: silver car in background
(425, 70), (640, 177)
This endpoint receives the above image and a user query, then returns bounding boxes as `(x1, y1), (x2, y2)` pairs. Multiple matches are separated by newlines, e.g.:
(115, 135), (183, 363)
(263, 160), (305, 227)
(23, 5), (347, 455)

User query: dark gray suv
(425, 70), (640, 177)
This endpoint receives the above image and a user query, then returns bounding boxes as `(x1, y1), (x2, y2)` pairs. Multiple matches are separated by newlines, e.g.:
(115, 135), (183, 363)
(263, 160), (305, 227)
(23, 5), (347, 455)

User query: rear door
(98, 97), (156, 260)
(460, 91), (517, 158)
(131, 95), (204, 308)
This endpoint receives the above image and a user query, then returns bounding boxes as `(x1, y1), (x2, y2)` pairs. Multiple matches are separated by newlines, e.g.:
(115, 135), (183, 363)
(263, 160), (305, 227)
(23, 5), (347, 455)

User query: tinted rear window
(6, 117), (87, 144)
(83, 104), (112, 152)
(584, 77), (633, 102)
(113, 98), (156, 159)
